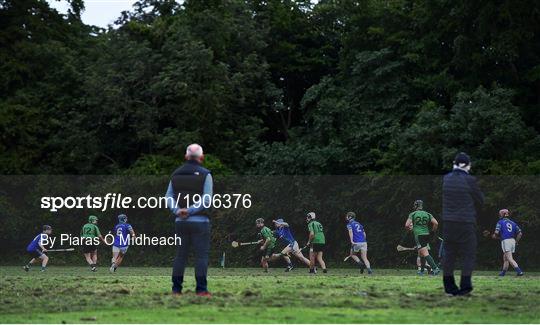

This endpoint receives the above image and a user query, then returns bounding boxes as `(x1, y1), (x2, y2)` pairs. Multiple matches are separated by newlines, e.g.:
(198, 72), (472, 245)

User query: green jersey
(408, 210), (433, 236)
(260, 226), (276, 248)
(81, 223), (101, 238)
(308, 221), (325, 244)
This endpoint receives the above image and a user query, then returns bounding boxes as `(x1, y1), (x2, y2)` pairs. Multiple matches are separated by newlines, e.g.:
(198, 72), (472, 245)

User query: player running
(345, 212), (372, 274)
(23, 225), (52, 272)
(305, 212), (327, 274)
(405, 200), (440, 275)
(81, 215), (105, 272)
(110, 214), (135, 273)
(491, 209), (524, 276)
(273, 218), (310, 271)
(255, 218), (279, 272)
(416, 245), (434, 275)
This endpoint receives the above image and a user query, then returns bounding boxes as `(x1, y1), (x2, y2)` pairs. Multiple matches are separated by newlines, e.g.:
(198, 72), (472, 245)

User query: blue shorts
(27, 249), (44, 258)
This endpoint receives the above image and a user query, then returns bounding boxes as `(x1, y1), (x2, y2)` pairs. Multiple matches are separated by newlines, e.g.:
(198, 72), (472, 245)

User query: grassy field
(1, 266), (539, 323)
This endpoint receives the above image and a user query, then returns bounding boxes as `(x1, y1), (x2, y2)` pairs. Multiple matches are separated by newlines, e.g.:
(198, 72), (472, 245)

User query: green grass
(1, 266), (539, 323)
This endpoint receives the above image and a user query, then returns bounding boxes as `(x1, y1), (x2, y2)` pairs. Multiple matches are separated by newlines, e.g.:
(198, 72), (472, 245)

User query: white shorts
(351, 242), (367, 253)
(501, 239), (516, 253)
(284, 241), (300, 253)
(112, 246), (128, 254)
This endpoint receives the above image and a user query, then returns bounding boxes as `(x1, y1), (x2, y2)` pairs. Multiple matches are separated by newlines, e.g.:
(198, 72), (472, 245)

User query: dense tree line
(2, 0), (540, 267)
(1, 0), (539, 175)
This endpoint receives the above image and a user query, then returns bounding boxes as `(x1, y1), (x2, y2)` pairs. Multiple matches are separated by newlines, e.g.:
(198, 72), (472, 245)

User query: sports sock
(425, 255), (438, 269)
(420, 257), (426, 272)
(515, 267), (523, 273)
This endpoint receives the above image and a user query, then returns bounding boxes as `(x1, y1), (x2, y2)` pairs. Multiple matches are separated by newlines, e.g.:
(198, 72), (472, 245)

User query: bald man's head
(185, 143), (204, 162)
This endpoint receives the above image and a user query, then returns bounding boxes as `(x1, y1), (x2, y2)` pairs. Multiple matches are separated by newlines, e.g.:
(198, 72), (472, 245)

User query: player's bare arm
(307, 231), (314, 246)
(430, 217), (438, 231)
(260, 238), (269, 250)
(348, 229), (355, 244)
(405, 218), (413, 231)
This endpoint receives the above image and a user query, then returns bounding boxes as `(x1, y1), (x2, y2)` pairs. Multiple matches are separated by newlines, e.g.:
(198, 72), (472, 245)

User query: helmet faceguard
(118, 214), (128, 223)
(255, 218), (264, 227)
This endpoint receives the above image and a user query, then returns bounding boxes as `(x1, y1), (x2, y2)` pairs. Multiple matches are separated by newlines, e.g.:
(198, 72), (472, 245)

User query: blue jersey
(27, 233), (47, 252)
(113, 223), (133, 247)
(275, 226), (295, 245)
(495, 218), (521, 240)
(347, 220), (366, 243)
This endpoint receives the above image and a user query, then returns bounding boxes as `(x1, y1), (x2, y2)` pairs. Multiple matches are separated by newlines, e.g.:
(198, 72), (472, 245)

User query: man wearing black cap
(442, 152), (484, 296)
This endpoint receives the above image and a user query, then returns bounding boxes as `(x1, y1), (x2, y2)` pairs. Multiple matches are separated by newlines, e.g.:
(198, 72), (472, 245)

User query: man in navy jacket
(166, 144), (213, 297)
(442, 152), (484, 296)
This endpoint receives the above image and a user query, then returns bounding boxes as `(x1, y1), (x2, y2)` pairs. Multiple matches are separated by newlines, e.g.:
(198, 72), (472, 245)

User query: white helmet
(306, 212), (316, 222)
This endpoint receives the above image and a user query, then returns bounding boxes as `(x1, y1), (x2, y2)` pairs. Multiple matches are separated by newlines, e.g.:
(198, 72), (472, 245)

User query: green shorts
(311, 243), (325, 253)
(264, 245), (276, 257)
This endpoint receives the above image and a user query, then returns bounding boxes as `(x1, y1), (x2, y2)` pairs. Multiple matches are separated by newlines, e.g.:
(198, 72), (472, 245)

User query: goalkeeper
(404, 200), (441, 275)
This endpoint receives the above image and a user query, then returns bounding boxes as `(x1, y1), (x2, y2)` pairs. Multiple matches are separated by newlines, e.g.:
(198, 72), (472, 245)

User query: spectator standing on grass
(166, 144), (213, 297)
(441, 152), (484, 296)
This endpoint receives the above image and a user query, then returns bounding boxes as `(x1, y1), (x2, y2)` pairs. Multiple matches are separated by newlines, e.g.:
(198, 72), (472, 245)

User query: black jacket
(442, 168), (484, 224)
(170, 160), (211, 217)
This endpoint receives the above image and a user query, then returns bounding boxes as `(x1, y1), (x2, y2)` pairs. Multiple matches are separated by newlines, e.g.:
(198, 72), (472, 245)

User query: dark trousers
(442, 221), (476, 293)
(172, 221), (210, 293)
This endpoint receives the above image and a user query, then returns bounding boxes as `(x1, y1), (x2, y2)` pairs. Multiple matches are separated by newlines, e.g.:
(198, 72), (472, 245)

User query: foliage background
(1, 0), (540, 268)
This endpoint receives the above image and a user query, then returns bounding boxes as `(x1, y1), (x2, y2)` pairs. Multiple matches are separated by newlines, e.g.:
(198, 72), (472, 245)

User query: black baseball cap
(454, 152), (471, 166)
